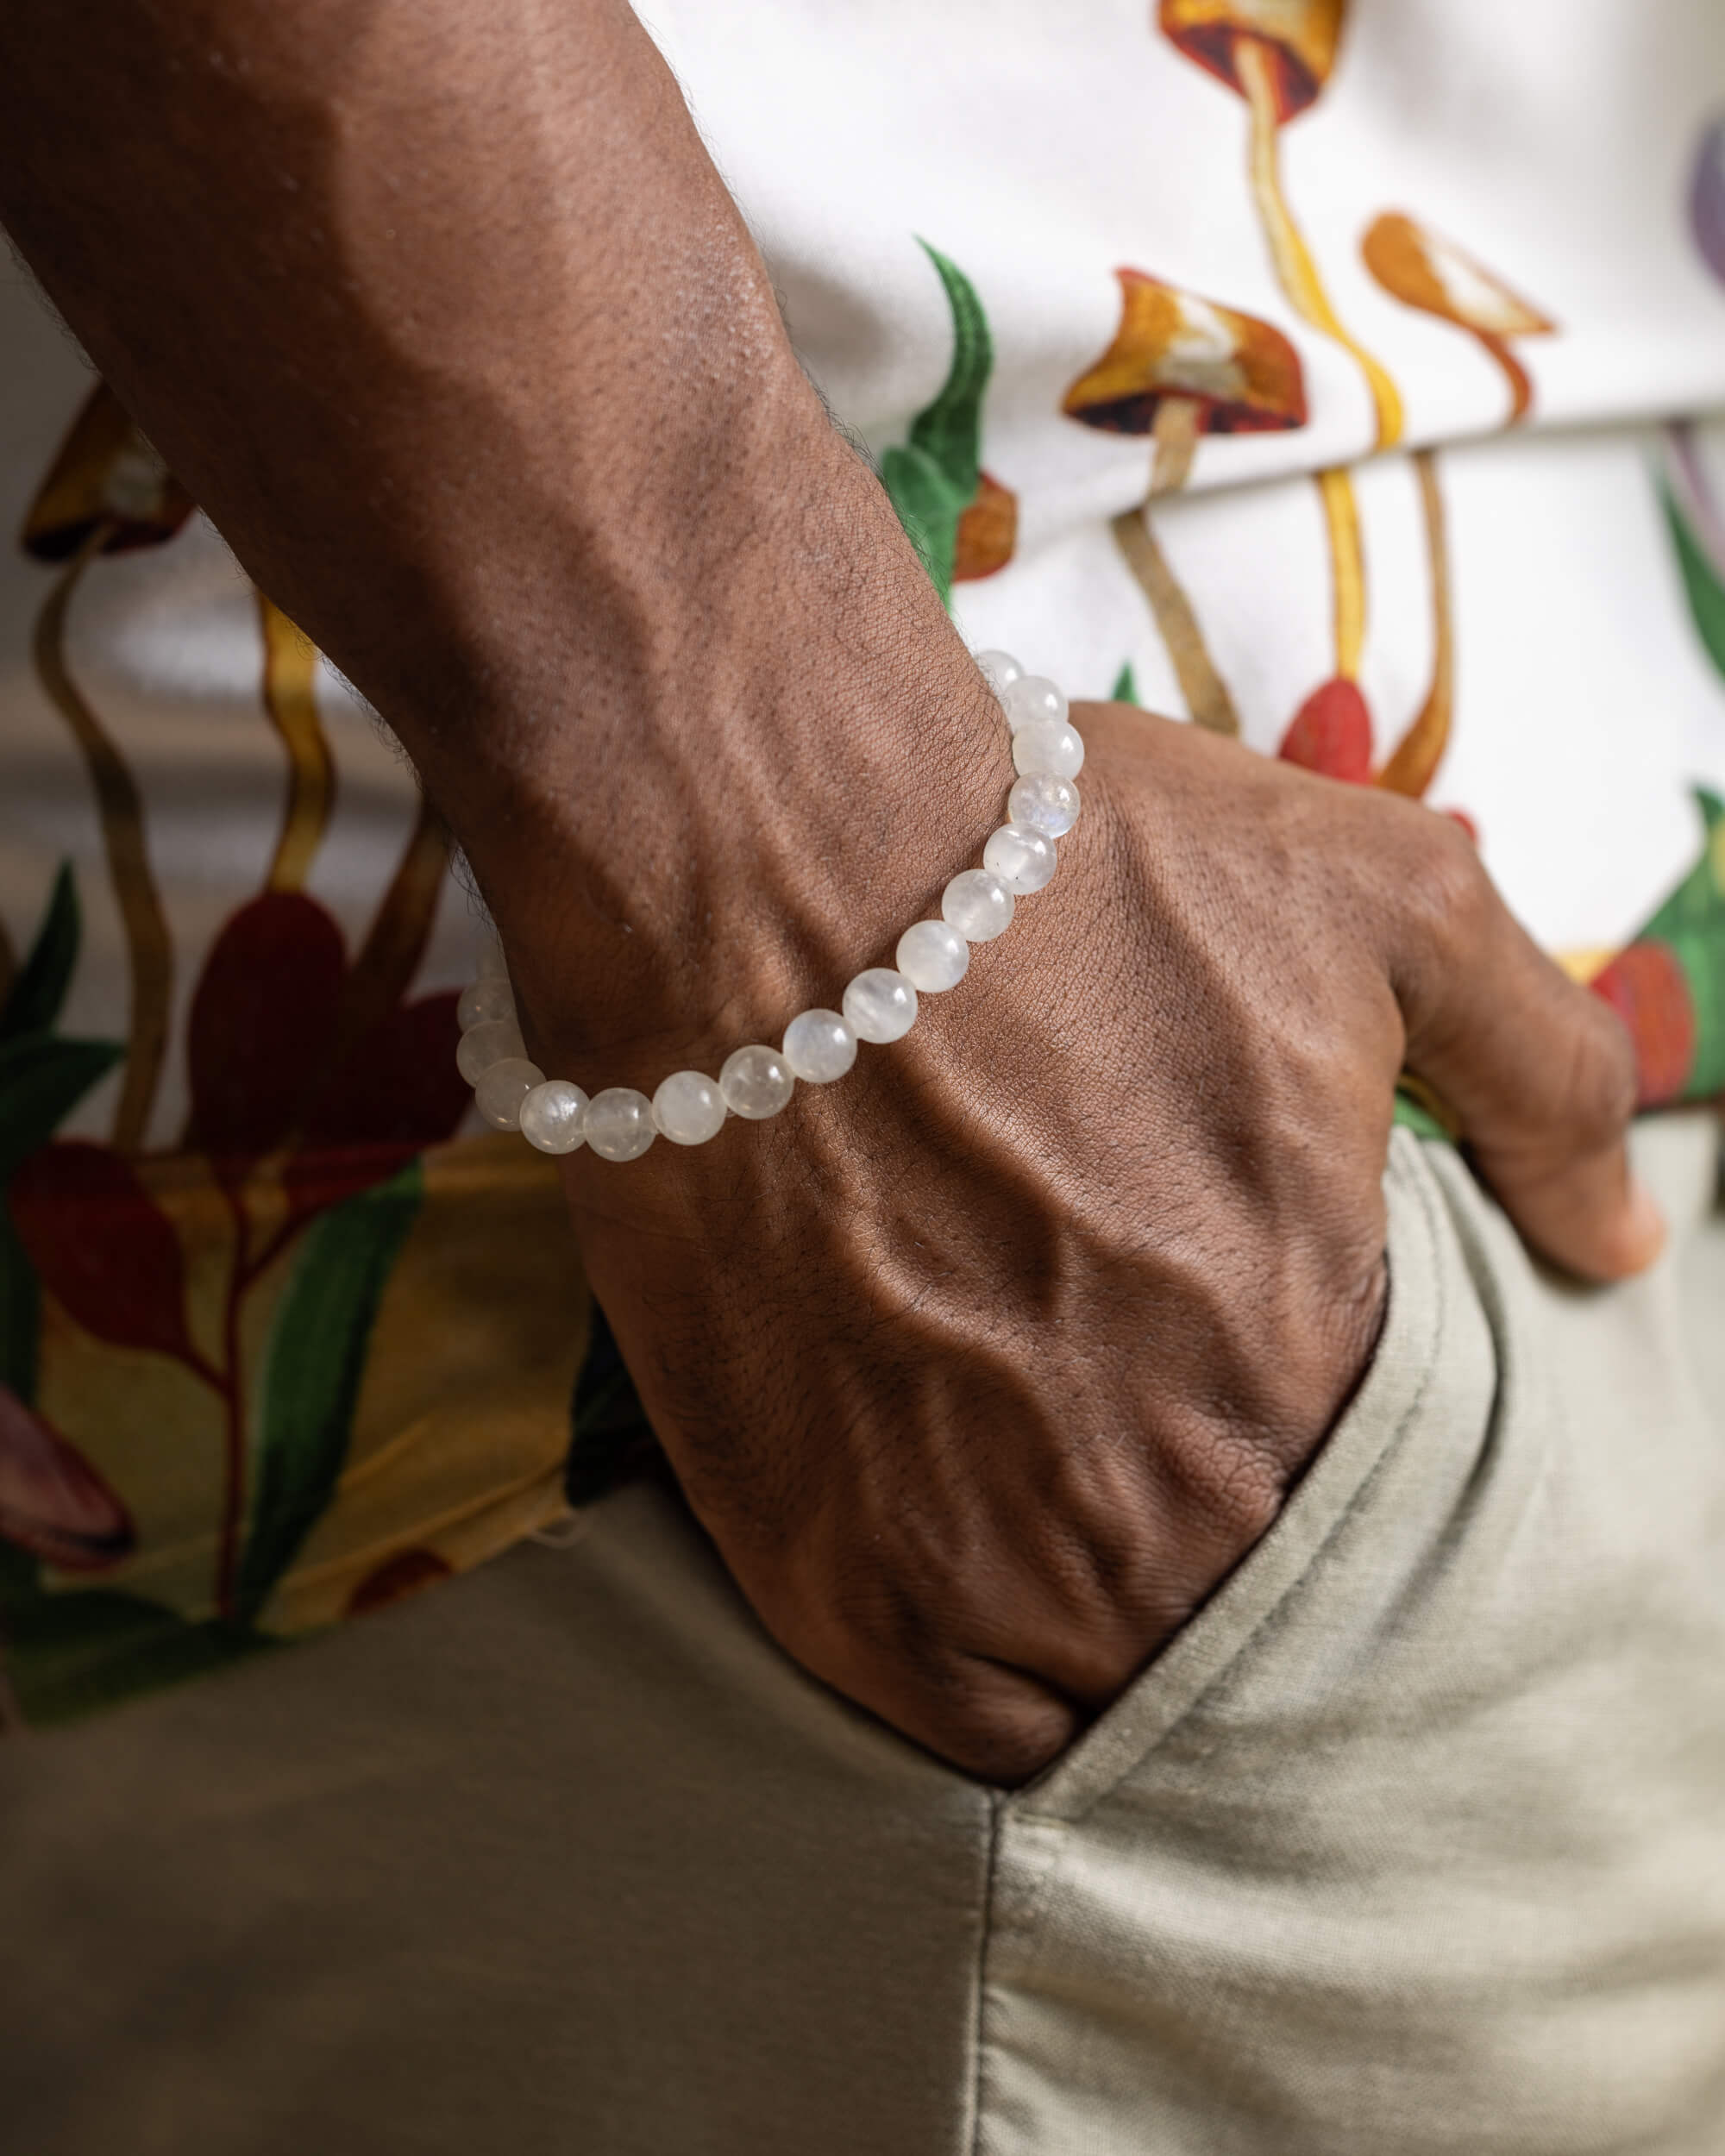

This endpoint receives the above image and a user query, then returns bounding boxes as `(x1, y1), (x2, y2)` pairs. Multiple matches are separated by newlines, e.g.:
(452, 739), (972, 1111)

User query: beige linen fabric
(3, 1123), (1725, 2153)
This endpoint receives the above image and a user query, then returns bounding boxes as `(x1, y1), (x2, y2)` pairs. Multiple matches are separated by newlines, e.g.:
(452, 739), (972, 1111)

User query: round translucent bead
(475, 931), (509, 979)
(652, 1069), (726, 1145)
(457, 975), (516, 1031)
(984, 822), (1057, 893)
(474, 1056), (543, 1131)
(519, 1078), (590, 1154)
(842, 968), (919, 1044)
(584, 1087), (656, 1162)
(456, 1016), (526, 1084)
(719, 1044), (795, 1120)
(783, 1009), (857, 1083)
(1008, 771), (1081, 837)
(942, 868), (1014, 943)
(975, 649), (1023, 699)
(896, 919), (969, 992)
(1012, 718), (1085, 780)
(1002, 674), (1068, 731)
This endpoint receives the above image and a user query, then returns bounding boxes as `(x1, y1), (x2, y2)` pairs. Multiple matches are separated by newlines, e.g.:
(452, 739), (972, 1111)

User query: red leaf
(0, 1383), (135, 1571)
(9, 1142), (198, 1363)
(282, 992), (468, 1220)
(1278, 677), (1374, 783)
(1590, 941), (1696, 1109)
(302, 992), (467, 1152)
(279, 1143), (420, 1221)
(186, 893), (347, 1169)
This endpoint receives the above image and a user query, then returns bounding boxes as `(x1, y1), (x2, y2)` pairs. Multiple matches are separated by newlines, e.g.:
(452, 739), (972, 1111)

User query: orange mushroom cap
(1062, 269), (1308, 437)
(1157, 0), (1346, 123)
(1361, 214), (1555, 341)
(21, 382), (195, 563)
(952, 471), (1019, 582)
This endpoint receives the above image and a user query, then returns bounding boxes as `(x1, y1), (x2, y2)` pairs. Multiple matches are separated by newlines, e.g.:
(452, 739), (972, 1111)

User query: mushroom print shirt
(3, 0), (1724, 1725)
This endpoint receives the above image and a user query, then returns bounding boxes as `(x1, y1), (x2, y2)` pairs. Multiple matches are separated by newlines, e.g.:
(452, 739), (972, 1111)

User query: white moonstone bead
(842, 968), (919, 1044)
(783, 1009), (857, 1083)
(974, 649), (1023, 699)
(457, 975), (516, 1031)
(1012, 718), (1085, 780)
(1002, 674), (1068, 731)
(474, 1056), (543, 1131)
(720, 1044), (795, 1120)
(652, 1069), (727, 1145)
(1008, 771), (1081, 837)
(942, 868), (1014, 943)
(519, 1078), (590, 1154)
(584, 1087), (656, 1161)
(983, 822), (1057, 893)
(456, 1016), (527, 1084)
(896, 919), (969, 992)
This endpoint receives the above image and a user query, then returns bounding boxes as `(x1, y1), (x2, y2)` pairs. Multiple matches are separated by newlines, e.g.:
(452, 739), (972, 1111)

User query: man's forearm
(1, 0), (998, 1064)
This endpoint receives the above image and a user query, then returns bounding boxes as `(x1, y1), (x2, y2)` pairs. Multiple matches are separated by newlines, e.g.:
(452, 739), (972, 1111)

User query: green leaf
(1637, 787), (1725, 944)
(1392, 1088), (1452, 1142)
(1111, 661), (1139, 705)
(881, 441), (966, 608)
(1663, 482), (1725, 683)
(0, 1206), (38, 1406)
(0, 862), (79, 1044)
(1666, 921), (1725, 1100)
(235, 1159), (423, 1622)
(0, 1032), (124, 1188)
(906, 241), (993, 505)
(0, 1532), (41, 1617)
(0, 1586), (266, 1727)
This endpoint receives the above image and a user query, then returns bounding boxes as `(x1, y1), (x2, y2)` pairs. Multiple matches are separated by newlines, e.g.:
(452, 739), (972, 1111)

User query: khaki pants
(3, 1125), (1725, 2153)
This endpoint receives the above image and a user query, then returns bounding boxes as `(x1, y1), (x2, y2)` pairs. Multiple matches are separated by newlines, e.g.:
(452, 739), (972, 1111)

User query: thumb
(1386, 823), (1663, 1282)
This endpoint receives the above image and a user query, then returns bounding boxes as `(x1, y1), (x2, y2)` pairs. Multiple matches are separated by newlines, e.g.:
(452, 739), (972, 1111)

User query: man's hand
(1, 0), (1659, 1785)
(530, 702), (1655, 1784)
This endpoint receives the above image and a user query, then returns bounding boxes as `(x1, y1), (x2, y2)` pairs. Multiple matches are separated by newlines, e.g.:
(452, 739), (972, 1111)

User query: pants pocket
(1008, 1122), (1457, 1823)
(975, 1121), (1725, 2156)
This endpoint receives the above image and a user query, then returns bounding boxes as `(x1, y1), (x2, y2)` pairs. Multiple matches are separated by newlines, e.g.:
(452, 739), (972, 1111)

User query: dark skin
(1, 0), (1662, 1779)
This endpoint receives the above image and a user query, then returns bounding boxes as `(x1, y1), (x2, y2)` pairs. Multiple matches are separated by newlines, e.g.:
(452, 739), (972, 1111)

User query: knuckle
(1396, 810), (1491, 966)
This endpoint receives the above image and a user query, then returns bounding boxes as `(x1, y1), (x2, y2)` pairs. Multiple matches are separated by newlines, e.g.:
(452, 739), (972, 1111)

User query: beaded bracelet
(455, 651), (1083, 1160)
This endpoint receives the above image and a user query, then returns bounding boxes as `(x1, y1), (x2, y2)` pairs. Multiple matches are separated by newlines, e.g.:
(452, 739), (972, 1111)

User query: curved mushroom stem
(1111, 508), (1241, 736)
(259, 592), (336, 893)
(1475, 331), (1533, 426)
(1557, 947), (1615, 987)
(345, 792), (448, 1030)
(31, 522), (173, 1154)
(1377, 448), (1453, 797)
(1148, 395), (1203, 498)
(1314, 466), (1366, 680)
(1234, 34), (1403, 451)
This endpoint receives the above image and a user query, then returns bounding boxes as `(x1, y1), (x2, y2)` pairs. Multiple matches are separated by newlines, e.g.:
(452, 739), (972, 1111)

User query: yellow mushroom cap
(1361, 213), (1555, 341)
(1157, 0), (1346, 122)
(20, 382), (194, 563)
(1062, 269), (1308, 437)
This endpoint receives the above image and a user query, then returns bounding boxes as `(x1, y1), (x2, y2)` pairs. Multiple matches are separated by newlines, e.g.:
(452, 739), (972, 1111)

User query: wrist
(444, 412), (1007, 1081)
